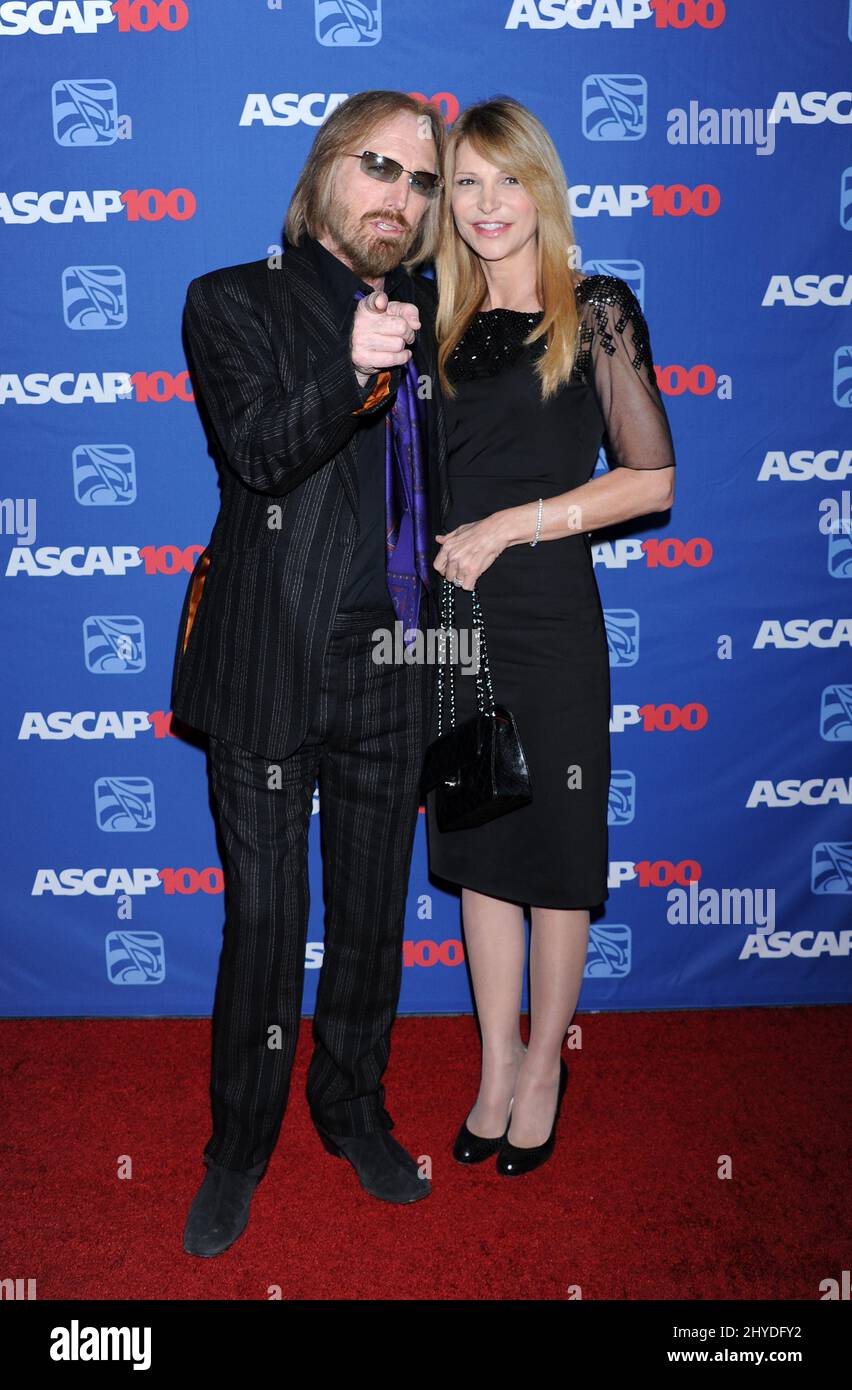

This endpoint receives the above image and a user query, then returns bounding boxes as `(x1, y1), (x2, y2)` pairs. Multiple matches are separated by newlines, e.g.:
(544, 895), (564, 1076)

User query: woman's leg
(460, 886), (527, 1137)
(507, 907), (590, 1147)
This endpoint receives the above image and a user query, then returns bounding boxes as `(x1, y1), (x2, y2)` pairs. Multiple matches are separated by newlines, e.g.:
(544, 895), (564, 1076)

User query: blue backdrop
(2, 0), (850, 1018)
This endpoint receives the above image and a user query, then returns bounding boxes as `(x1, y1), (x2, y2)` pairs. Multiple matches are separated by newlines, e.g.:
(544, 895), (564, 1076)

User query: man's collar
(291, 233), (410, 318)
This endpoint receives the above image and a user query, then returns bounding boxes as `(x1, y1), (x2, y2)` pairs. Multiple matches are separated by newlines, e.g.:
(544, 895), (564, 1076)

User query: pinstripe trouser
(202, 591), (432, 1173)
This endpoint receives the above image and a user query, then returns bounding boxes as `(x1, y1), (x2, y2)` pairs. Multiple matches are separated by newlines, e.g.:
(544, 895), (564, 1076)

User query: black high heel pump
(452, 1103), (513, 1164)
(453, 1046), (527, 1164)
(495, 1056), (569, 1177)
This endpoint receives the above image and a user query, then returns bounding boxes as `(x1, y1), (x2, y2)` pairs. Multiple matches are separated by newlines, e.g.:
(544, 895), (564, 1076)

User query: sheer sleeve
(576, 275), (676, 472)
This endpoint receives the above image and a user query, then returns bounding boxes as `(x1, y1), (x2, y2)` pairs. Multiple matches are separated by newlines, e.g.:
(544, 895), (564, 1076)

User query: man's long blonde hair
(284, 90), (445, 271)
(435, 97), (582, 400)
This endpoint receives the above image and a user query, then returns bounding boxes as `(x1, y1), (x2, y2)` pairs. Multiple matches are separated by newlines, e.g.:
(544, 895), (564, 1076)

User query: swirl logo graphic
(586, 925), (632, 977)
(820, 685), (852, 741)
(315, 0), (381, 46)
(62, 265), (127, 329)
(833, 347), (852, 407)
(811, 842), (852, 894)
(106, 931), (165, 985)
(95, 777), (155, 832)
(608, 770), (637, 825)
(83, 615), (145, 673)
(73, 445), (136, 506)
(827, 530), (852, 578)
(605, 608), (640, 666)
(582, 74), (647, 141)
(841, 168), (852, 229)
(52, 79), (117, 145)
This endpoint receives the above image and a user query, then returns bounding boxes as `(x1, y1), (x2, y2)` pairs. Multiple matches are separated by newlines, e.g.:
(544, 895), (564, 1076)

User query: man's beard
(323, 199), (417, 279)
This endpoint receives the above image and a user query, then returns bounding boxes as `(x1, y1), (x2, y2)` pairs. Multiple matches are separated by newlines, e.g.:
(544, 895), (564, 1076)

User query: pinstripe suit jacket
(170, 241), (450, 761)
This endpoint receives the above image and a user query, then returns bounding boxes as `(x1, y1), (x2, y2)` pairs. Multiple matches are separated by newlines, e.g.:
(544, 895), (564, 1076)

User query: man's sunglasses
(343, 150), (444, 199)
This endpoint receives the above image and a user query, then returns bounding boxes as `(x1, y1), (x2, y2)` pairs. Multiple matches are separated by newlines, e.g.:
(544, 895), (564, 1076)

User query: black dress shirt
(297, 234), (412, 612)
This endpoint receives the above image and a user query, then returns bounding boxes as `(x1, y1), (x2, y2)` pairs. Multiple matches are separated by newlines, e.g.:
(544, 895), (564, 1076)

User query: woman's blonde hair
(284, 90), (445, 271)
(435, 96), (582, 400)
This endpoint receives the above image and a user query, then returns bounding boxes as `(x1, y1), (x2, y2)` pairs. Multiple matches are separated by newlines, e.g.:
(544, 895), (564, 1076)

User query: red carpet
(1, 1008), (849, 1300)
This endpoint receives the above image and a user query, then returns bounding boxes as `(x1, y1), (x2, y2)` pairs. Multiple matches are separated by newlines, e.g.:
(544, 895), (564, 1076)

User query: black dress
(425, 274), (677, 910)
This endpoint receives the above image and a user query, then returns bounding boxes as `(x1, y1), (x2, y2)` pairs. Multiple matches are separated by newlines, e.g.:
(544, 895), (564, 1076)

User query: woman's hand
(433, 514), (508, 591)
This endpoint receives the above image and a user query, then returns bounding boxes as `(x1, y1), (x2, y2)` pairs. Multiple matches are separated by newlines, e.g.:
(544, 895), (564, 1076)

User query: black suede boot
(183, 1158), (266, 1258)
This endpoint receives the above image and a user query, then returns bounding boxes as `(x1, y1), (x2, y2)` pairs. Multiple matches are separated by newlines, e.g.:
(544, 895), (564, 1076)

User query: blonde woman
(426, 97), (676, 1176)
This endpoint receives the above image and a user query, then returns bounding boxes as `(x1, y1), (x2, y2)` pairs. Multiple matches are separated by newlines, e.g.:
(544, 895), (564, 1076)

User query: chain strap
(436, 577), (496, 736)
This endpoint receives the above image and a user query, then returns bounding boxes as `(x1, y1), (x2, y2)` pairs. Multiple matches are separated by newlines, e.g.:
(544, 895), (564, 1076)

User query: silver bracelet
(529, 497), (543, 547)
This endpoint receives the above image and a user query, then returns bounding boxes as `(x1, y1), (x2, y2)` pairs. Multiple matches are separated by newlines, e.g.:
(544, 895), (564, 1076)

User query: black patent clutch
(420, 577), (533, 832)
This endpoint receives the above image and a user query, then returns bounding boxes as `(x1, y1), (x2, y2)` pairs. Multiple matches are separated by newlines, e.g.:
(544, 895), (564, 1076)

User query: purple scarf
(354, 289), (433, 649)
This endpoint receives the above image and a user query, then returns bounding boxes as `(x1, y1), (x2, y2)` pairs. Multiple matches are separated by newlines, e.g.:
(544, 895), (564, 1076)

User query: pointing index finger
(386, 300), (421, 328)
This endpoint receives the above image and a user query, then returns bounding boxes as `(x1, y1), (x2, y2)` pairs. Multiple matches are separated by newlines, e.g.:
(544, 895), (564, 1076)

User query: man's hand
(351, 289), (421, 388)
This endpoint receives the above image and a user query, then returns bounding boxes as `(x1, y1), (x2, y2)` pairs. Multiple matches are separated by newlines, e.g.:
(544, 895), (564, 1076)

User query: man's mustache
(362, 213), (410, 232)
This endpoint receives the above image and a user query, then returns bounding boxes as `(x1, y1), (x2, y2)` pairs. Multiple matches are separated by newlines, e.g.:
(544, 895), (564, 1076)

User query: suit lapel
(282, 240), (360, 517)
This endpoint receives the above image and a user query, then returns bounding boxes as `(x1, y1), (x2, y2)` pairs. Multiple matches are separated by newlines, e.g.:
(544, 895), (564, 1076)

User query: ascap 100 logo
(1, 190), (195, 225)
(0, 1), (189, 34)
(5, 545), (205, 577)
(758, 451), (852, 482)
(505, 0), (725, 29)
(570, 181), (719, 217)
(763, 275), (852, 307)
(241, 90), (460, 127)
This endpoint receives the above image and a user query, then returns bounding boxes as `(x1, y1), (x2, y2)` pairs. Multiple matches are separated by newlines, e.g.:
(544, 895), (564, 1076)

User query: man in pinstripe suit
(171, 92), (450, 1257)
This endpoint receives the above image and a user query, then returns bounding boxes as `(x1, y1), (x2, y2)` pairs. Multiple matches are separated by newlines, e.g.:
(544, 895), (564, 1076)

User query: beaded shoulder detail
(571, 273), (653, 383)
(444, 274), (653, 386)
